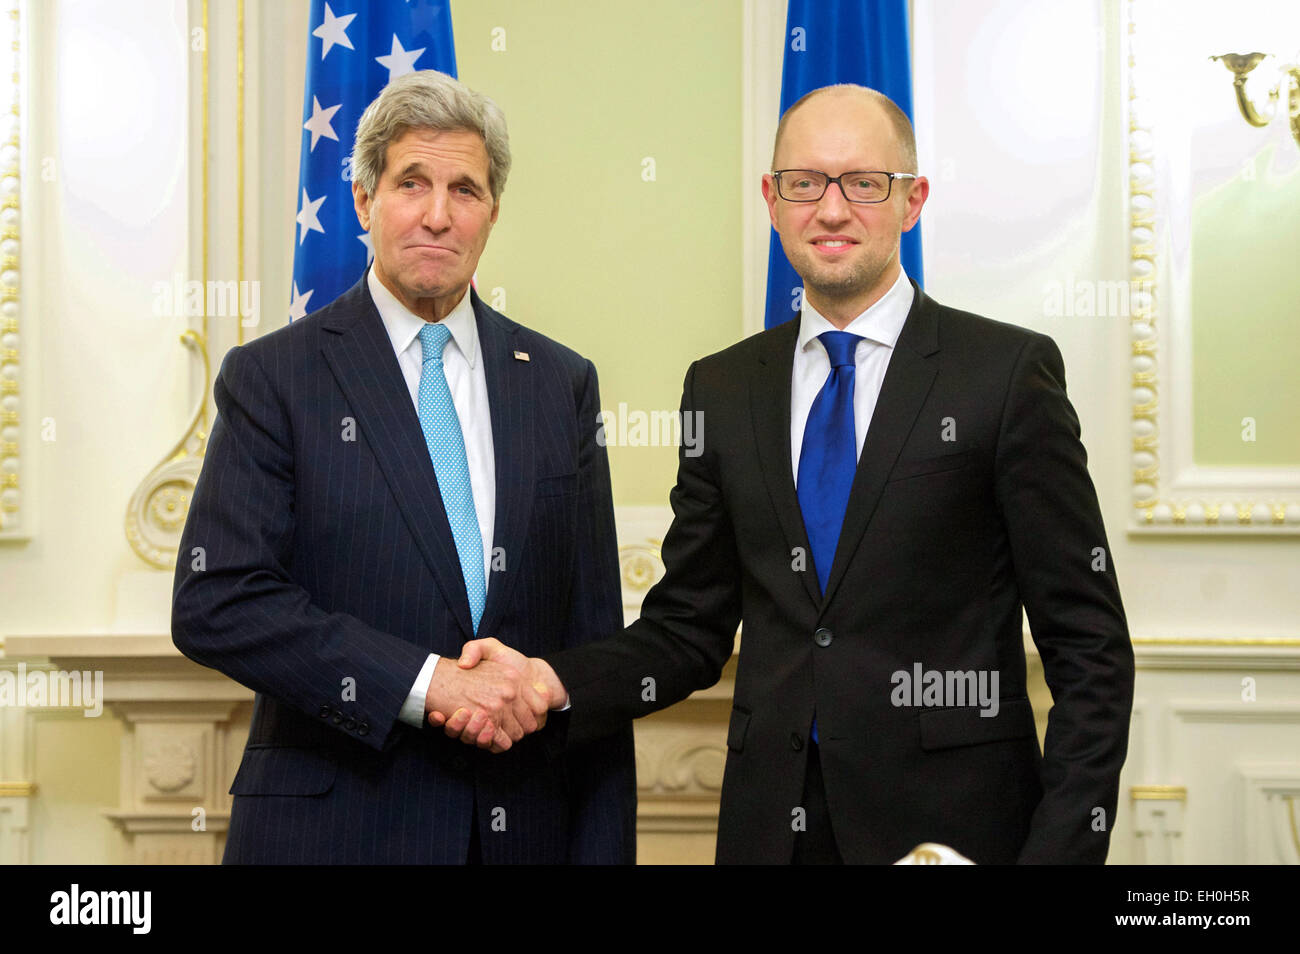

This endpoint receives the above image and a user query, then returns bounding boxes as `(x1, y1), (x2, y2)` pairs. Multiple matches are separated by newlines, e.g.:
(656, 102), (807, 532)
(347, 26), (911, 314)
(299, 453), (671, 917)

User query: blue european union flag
(764, 0), (923, 329)
(290, 0), (457, 322)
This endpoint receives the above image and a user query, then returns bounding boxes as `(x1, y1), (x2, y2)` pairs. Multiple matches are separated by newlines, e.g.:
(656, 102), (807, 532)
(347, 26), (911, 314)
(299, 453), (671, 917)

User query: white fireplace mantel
(2, 632), (253, 864)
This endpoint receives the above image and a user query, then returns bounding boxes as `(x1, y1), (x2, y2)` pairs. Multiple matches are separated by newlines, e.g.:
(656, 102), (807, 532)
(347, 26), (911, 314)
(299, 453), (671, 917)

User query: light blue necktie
(417, 322), (486, 635)
(797, 331), (863, 743)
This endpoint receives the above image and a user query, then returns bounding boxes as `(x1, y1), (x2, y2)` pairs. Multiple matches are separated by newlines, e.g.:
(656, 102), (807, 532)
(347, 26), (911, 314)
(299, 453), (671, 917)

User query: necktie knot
(419, 322), (452, 364)
(819, 331), (862, 369)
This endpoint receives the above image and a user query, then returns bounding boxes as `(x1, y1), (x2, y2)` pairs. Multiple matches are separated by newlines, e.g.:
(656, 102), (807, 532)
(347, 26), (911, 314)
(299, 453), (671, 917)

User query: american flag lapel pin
(513, 350), (530, 362)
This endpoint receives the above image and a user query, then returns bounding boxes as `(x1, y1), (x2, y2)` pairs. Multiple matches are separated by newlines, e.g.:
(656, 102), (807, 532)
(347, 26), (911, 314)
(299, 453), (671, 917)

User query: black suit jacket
(172, 274), (636, 863)
(546, 282), (1134, 864)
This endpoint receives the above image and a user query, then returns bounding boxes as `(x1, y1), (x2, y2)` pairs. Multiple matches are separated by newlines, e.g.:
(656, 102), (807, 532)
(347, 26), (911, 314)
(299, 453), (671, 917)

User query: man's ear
(352, 180), (371, 231)
(901, 175), (929, 233)
(761, 174), (780, 230)
(489, 198), (500, 226)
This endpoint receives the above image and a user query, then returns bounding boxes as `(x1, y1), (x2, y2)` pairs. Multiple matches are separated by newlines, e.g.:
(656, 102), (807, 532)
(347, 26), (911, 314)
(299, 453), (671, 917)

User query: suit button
(790, 733), (804, 751)
(814, 627), (833, 647)
(357, 722), (370, 737)
(344, 718), (356, 730)
(319, 705), (331, 718)
(331, 710), (344, 724)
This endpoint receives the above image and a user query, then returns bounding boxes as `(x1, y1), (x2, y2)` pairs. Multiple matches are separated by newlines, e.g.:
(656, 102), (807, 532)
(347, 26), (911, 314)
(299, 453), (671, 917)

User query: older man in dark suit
(171, 71), (635, 864)
(444, 84), (1134, 865)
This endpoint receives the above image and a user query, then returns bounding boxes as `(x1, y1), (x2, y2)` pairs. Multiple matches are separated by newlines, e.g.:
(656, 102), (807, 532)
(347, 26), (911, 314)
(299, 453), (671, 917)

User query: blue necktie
(417, 323), (486, 635)
(797, 331), (862, 743)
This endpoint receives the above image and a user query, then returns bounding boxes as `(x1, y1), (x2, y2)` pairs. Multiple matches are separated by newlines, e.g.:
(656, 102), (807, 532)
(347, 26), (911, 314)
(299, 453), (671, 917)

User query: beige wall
(451, 0), (744, 504)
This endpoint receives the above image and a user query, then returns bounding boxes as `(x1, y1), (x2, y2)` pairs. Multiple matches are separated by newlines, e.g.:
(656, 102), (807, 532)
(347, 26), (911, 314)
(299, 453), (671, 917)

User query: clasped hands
(424, 638), (567, 753)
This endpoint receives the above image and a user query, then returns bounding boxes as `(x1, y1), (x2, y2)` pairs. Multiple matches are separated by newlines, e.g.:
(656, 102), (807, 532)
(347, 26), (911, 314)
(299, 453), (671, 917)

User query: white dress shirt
(365, 268), (496, 729)
(790, 266), (914, 483)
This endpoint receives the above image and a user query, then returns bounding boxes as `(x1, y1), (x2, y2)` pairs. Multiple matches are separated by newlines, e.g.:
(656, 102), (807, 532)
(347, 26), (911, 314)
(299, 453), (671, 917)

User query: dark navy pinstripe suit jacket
(171, 273), (636, 864)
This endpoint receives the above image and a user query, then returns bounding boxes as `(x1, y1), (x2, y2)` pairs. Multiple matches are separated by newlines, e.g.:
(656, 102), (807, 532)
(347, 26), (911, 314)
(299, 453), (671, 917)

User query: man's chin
(394, 274), (463, 301)
(803, 271), (879, 303)
(804, 250), (897, 292)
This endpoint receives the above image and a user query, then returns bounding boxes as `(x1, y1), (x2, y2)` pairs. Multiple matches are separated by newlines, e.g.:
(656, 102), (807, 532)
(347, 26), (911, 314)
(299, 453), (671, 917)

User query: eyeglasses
(772, 169), (917, 204)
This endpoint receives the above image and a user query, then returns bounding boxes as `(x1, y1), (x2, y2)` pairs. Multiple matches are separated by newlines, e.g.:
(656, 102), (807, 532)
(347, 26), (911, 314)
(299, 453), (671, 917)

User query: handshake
(423, 638), (567, 753)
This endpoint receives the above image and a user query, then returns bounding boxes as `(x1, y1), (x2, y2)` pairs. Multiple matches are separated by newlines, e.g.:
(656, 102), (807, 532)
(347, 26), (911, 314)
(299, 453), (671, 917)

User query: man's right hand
(428, 638), (568, 751)
(424, 656), (549, 753)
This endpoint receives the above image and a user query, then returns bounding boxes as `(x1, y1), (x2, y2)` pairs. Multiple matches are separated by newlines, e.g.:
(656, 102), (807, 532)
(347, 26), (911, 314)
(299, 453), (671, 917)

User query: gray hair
(351, 70), (511, 203)
(772, 84), (917, 175)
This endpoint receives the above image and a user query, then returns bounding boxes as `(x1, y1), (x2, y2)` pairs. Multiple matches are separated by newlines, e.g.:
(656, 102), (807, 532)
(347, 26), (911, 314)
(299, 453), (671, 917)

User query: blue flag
(290, 0), (457, 322)
(764, 0), (922, 329)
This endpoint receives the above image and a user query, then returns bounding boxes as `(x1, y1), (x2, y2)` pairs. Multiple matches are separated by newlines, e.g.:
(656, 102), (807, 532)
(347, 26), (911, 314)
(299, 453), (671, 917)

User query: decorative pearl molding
(0, 0), (24, 538)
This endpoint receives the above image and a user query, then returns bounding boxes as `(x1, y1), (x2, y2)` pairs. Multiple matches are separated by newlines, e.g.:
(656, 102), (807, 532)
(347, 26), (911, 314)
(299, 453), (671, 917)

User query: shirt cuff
(398, 653), (440, 728)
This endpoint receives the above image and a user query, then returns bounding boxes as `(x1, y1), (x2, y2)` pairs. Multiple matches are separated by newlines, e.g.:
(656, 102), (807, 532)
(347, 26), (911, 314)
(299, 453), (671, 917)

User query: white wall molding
(739, 0), (785, 339)
(1132, 640), (1300, 671)
(1238, 765), (1300, 865)
(1111, 648), (1300, 863)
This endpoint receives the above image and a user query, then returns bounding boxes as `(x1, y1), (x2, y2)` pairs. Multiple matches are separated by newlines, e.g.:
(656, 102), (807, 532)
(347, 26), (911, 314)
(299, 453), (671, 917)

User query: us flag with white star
(290, 0), (457, 322)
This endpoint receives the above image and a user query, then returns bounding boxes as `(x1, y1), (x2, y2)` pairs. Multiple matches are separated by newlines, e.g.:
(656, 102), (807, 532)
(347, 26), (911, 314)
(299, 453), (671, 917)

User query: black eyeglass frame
(771, 169), (918, 204)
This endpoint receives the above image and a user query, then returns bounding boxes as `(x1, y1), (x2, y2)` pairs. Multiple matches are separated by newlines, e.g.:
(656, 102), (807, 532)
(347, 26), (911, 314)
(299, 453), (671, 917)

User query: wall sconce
(1209, 52), (1300, 148)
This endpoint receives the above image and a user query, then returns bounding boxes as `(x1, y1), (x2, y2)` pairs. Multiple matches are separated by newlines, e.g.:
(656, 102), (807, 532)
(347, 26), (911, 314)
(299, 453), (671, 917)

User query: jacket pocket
(229, 744), (338, 796)
(888, 451), (973, 482)
(535, 472), (578, 497)
(726, 706), (751, 753)
(918, 697), (1036, 751)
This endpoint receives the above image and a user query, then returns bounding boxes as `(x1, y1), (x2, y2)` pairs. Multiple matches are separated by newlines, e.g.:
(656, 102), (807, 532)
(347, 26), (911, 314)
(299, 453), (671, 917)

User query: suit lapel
(319, 274), (476, 640)
(751, 318), (822, 608)
(820, 282), (940, 610)
(473, 291), (535, 640)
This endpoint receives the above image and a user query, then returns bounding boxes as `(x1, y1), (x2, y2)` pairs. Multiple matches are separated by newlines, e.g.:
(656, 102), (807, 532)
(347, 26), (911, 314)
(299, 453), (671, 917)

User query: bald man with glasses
(441, 84), (1134, 866)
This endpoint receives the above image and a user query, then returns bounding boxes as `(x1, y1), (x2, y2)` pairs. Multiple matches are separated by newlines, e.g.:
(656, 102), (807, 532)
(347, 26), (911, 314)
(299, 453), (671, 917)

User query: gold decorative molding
(236, 0), (245, 346)
(1288, 794), (1299, 857)
(1131, 785), (1187, 801)
(1131, 636), (1300, 647)
(124, 330), (209, 568)
(0, 781), (36, 798)
(201, 0), (209, 388)
(0, 0), (23, 537)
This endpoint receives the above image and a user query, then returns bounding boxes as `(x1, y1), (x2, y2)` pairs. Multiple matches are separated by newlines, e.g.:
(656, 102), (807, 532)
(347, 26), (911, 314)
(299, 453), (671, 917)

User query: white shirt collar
(797, 266), (915, 355)
(367, 267), (479, 368)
